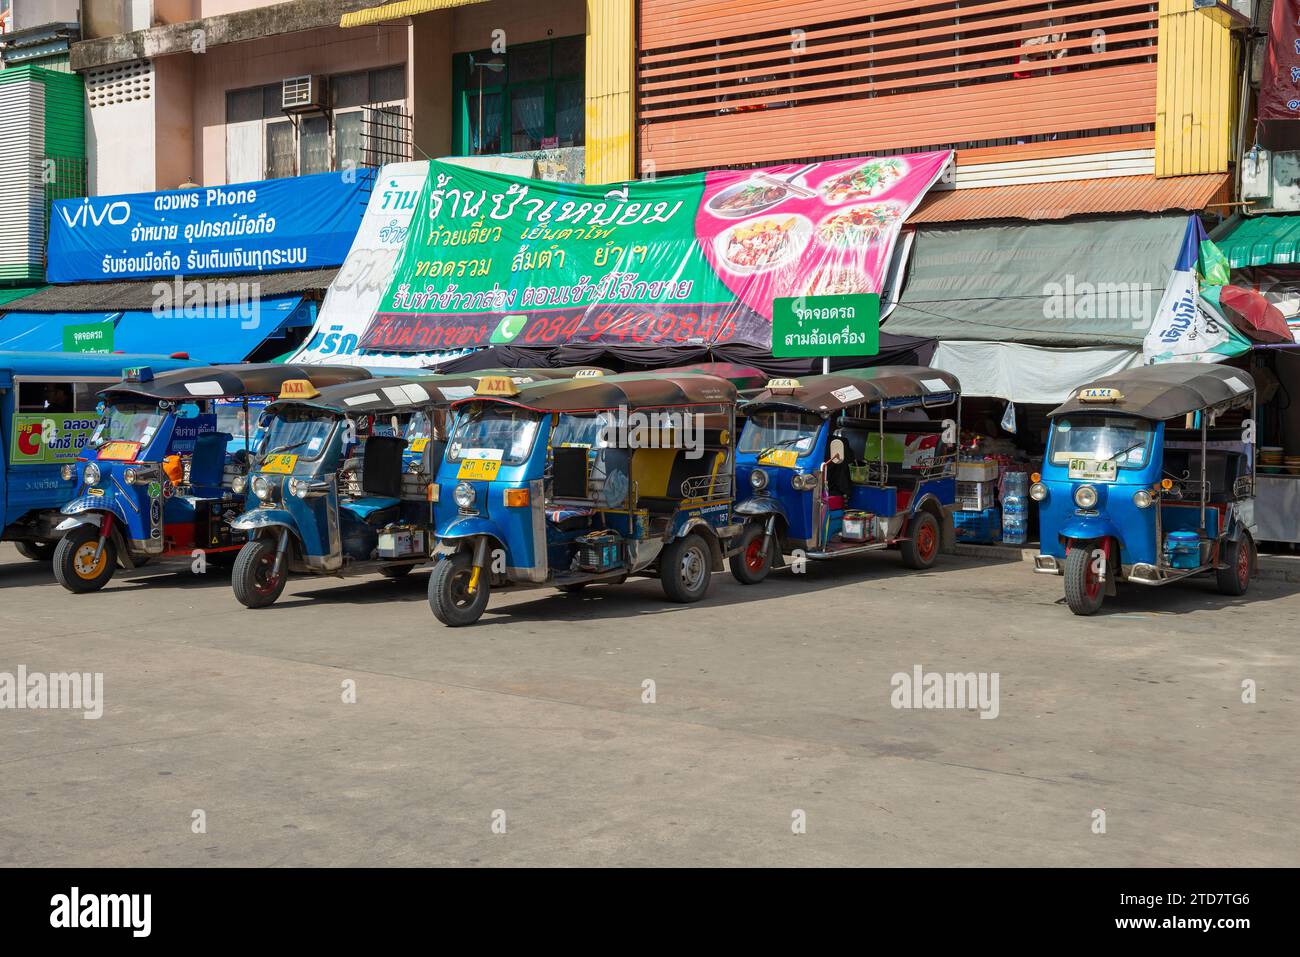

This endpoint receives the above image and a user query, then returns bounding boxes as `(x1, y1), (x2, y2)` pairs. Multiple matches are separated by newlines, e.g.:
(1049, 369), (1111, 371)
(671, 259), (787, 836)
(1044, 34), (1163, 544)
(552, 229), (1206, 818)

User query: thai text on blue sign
(46, 170), (374, 283)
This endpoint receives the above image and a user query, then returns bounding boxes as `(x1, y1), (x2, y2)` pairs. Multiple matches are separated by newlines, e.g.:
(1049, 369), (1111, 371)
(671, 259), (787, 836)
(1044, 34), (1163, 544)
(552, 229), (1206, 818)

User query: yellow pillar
(1155, 0), (1233, 177)
(585, 0), (634, 184)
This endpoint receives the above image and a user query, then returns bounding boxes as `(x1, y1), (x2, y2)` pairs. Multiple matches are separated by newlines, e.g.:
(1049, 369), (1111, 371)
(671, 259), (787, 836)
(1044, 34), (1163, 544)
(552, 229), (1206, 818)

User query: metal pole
(822, 356), (830, 375)
(1200, 410), (1208, 536)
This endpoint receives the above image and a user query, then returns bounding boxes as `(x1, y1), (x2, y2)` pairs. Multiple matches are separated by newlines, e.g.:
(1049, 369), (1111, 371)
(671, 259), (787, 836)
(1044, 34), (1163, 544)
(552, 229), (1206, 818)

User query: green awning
(1211, 214), (1300, 268)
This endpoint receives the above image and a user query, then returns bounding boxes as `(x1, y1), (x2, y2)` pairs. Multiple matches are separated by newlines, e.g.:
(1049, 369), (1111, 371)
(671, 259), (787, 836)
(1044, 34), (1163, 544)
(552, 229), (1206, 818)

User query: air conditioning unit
(281, 75), (327, 113)
(1239, 149), (1300, 213)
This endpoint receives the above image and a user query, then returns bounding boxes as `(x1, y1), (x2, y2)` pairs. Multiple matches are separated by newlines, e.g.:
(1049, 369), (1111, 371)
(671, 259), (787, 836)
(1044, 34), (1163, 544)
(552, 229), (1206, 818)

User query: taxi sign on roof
(1079, 387), (1123, 403)
(279, 379), (321, 400)
(574, 369), (605, 378)
(475, 375), (520, 397)
(765, 378), (801, 394)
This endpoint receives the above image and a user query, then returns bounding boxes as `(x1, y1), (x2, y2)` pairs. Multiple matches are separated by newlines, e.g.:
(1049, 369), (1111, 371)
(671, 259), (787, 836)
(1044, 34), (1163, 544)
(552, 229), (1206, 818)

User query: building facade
(70, 0), (634, 194)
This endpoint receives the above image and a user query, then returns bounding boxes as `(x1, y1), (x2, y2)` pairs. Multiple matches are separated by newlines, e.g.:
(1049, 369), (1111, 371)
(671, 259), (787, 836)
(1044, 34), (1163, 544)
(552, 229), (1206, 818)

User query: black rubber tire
(1064, 543), (1105, 616)
(53, 524), (116, 593)
(899, 511), (941, 570)
(232, 538), (286, 609)
(1216, 533), (1252, 597)
(380, 564), (414, 579)
(14, 540), (54, 562)
(660, 533), (712, 603)
(428, 552), (490, 626)
(728, 523), (772, 585)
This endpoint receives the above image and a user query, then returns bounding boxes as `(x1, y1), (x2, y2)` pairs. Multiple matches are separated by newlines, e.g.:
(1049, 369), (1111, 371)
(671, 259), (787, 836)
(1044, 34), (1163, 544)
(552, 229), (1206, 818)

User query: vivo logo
(59, 198), (132, 229)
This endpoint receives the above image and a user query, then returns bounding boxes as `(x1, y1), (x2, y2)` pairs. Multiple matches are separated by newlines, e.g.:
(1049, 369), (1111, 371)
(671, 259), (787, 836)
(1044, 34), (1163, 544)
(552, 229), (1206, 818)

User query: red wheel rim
(1084, 551), (1101, 600)
(916, 522), (937, 562)
(254, 553), (281, 595)
(1237, 541), (1250, 588)
(745, 536), (766, 572)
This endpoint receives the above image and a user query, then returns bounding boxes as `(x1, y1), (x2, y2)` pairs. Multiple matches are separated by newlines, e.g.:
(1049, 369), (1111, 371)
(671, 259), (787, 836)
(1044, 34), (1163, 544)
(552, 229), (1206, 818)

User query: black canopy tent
(432, 333), (937, 379)
(1050, 363), (1256, 422)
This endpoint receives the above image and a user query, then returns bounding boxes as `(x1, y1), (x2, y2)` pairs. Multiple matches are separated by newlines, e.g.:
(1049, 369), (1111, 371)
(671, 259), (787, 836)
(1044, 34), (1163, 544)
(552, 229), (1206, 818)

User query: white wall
(86, 62), (158, 194)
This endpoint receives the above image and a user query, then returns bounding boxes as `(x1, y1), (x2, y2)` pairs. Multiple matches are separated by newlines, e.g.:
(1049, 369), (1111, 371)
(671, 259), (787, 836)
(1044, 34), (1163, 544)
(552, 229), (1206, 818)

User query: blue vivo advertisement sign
(47, 170), (374, 283)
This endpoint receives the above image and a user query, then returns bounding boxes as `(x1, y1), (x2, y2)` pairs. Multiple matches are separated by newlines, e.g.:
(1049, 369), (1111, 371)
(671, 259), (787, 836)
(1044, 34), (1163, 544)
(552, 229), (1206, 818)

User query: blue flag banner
(46, 170), (373, 283)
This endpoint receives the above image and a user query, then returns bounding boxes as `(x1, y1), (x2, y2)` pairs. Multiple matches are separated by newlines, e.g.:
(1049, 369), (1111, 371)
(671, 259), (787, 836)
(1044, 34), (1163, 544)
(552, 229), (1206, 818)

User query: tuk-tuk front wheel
(53, 524), (116, 593)
(428, 552), (490, 626)
(1064, 543), (1106, 616)
(729, 523), (772, 585)
(1216, 533), (1253, 597)
(232, 537), (286, 609)
(15, 540), (54, 562)
(661, 533), (712, 603)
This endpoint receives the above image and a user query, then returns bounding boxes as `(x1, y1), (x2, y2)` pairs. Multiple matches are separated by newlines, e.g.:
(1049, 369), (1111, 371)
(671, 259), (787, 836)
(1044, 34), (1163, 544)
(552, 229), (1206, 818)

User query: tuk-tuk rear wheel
(14, 541), (54, 562)
(53, 525), (116, 593)
(232, 538), (286, 609)
(900, 511), (940, 570)
(1216, 533), (1253, 597)
(428, 552), (490, 626)
(729, 523), (772, 585)
(1064, 543), (1106, 616)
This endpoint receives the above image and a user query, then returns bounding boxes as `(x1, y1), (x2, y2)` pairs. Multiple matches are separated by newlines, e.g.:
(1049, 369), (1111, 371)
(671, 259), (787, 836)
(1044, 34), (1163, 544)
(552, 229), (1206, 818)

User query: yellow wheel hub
(73, 542), (106, 579)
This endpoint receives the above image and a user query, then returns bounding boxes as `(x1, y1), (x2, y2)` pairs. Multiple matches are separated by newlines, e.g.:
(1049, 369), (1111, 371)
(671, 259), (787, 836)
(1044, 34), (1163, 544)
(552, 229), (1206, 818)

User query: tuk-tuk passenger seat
(342, 435), (406, 525)
(637, 449), (723, 513)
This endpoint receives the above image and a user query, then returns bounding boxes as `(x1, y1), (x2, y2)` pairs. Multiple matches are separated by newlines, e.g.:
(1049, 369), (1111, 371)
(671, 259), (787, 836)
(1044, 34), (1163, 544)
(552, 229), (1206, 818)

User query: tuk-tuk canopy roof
(101, 363), (371, 402)
(743, 366), (961, 416)
(1050, 363), (1255, 421)
(270, 368), (604, 416)
(462, 370), (738, 413)
(0, 350), (205, 385)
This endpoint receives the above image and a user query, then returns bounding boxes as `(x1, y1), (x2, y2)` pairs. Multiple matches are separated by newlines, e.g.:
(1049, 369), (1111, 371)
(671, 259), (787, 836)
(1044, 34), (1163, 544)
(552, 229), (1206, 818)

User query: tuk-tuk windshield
(1050, 414), (1154, 469)
(739, 410), (821, 456)
(447, 406), (540, 466)
(216, 401), (265, 446)
(91, 402), (164, 448)
(257, 409), (336, 464)
(404, 411), (431, 442)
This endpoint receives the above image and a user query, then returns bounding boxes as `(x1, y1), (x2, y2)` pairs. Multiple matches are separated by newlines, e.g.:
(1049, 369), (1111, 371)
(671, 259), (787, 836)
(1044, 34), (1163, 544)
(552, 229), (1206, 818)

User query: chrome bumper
(1033, 554), (1061, 575)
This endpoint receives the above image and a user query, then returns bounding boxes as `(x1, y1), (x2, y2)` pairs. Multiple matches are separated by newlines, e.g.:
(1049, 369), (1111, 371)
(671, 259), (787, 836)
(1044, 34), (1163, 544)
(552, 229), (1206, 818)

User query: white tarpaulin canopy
(930, 340), (1143, 404)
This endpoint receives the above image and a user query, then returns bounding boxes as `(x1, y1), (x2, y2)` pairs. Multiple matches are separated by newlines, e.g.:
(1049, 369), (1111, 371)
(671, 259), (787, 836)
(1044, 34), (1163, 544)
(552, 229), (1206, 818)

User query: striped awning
(340, 0), (486, 28)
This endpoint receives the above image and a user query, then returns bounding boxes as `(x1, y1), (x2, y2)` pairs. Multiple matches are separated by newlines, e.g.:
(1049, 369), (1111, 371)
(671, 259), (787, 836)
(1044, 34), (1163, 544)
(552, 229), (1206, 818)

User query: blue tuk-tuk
(1032, 363), (1257, 615)
(228, 368), (600, 607)
(53, 363), (370, 592)
(0, 351), (203, 564)
(426, 370), (740, 627)
(729, 367), (961, 583)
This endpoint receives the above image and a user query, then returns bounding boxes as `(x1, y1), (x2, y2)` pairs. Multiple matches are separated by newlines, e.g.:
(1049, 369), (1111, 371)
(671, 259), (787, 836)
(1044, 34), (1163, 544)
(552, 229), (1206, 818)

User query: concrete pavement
(1, 542), (1296, 866)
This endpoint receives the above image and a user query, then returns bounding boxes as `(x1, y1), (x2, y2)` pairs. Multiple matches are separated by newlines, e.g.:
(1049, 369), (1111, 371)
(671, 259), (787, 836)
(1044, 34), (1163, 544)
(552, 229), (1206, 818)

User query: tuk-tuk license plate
(97, 441), (140, 461)
(262, 454), (299, 474)
(1067, 458), (1117, 482)
(457, 458), (501, 481)
(87, 487), (104, 497)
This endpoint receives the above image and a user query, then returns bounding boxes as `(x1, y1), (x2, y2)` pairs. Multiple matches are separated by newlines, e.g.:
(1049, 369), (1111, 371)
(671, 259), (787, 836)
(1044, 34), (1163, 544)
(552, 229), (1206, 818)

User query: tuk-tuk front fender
(736, 494), (788, 523)
(231, 507), (300, 540)
(434, 515), (507, 551)
(60, 495), (131, 527)
(1057, 515), (1126, 551)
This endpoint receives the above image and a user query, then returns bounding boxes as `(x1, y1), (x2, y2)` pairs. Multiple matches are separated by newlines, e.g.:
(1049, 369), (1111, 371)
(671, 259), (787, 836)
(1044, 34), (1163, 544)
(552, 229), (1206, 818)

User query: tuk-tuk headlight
(1029, 482), (1048, 502)
(61, 464), (76, 481)
(1132, 489), (1153, 509)
(1074, 485), (1098, 509)
(453, 481), (476, 509)
(123, 467), (138, 485)
(252, 476), (271, 501)
(792, 471), (817, 491)
(83, 462), (101, 486)
(750, 468), (769, 491)
(288, 477), (309, 499)
(231, 474), (247, 495)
